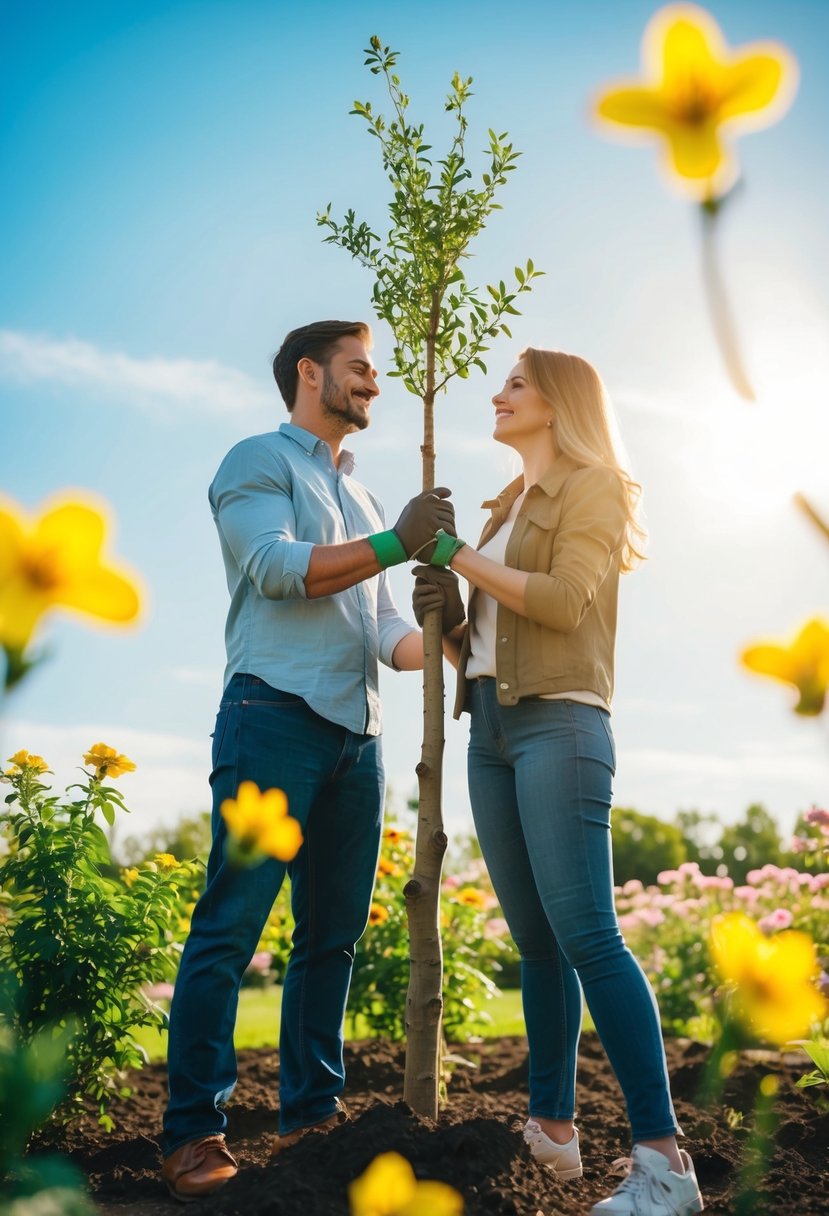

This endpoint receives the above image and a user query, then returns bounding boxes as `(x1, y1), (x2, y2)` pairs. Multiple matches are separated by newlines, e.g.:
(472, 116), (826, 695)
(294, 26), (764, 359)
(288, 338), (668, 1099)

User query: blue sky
(3, 0), (828, 848)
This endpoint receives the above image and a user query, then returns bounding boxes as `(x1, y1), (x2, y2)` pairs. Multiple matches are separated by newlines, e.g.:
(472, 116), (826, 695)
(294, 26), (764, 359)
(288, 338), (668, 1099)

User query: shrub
(0, 749), (202, 1127)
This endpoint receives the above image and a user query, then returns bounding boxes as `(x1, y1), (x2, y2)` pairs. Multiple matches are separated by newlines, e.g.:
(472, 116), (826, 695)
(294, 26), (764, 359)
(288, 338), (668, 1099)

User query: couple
(160, 319), (704, 1216)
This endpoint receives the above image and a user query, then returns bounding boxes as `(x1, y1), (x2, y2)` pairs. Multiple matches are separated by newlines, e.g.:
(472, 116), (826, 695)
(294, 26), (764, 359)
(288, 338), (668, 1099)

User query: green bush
(611, 807), (687, 885)
(0, 749), (202, 1126)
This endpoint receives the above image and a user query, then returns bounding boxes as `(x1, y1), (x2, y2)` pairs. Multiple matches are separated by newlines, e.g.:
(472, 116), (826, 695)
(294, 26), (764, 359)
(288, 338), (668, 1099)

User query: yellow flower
(368, 903), (390, 926)
(7, 750), (48, 773)
(83, 742), (137, 779)
(349, 1151), (463, 1216)
(122, 867), (139, 887)
(454, 887), (487, 909)
(0, 493), (142, 650)
(741, 618), (829, 715)
(220, 781), (302, 863)
(710, 912), (827, 1046)
(378, 857), (402, 877)
(154, 853), (180, 871)
(593, 3), (798, 200)
(383, 827), (408, 845)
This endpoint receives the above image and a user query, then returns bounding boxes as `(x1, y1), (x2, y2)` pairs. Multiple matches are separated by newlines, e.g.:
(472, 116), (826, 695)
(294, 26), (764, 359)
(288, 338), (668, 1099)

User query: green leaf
(100, 803), (116, 827)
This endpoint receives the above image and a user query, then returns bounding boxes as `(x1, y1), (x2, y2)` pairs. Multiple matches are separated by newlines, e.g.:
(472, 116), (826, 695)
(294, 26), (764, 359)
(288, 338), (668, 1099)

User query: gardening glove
(392, 488), (456, 559)
(412, 564), (466, 633)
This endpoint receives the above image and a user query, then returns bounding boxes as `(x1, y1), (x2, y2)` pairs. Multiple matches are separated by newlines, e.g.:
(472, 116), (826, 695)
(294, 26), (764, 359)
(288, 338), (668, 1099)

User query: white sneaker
(523, 1120), (583, 1179)
(590, 1145), (704, 1215)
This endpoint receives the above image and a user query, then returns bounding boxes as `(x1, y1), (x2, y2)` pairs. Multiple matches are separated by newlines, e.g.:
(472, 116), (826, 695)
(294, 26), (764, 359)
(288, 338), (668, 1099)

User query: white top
(465, 489), (610, 712)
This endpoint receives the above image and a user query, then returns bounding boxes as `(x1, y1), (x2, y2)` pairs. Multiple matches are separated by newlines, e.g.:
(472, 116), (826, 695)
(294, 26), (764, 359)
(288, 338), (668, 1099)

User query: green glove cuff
(367, 529), (408, 568)
(429, 529), (467, 567)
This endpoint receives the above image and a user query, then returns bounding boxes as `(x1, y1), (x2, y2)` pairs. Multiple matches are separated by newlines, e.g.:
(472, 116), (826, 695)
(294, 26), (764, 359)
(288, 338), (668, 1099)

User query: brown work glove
(412, 564), (466, 634)
(392, 488), (456, 558)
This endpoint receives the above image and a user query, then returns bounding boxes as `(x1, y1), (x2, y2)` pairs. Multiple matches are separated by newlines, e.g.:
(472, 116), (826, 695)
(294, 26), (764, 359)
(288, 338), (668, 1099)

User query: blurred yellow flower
(0, 493), (142, 650)
(368, 903), (390, 926)
(454, 887), (487, 909)
(741, 618), (829, 715)
(154, 853), (180, 871)
(220, 780), (302, 864)
(349, 1151), (463, 1216)
(593, 3), (797, 200)
(83, 743), (137, 779)
(383, 827), (408, 845)
(378, 857), (402, 877)
(7, 750), (48, 773)
(122, 867), (139, 887)
(710, 912), (827, 1046)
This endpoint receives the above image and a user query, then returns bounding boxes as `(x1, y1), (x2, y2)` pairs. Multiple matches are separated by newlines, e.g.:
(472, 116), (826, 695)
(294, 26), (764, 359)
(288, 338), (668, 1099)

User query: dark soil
(31, 1034), (828, 1215)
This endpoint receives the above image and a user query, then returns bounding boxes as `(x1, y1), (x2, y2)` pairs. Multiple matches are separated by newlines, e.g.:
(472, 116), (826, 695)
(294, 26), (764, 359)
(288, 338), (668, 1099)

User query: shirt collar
(481, 453), (580, 514)
(278, 421), (355, 475)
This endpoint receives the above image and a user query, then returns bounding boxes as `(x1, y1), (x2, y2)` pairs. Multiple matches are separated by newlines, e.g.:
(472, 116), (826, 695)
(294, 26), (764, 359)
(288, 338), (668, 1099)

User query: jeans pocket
(210, 707), (232, 768)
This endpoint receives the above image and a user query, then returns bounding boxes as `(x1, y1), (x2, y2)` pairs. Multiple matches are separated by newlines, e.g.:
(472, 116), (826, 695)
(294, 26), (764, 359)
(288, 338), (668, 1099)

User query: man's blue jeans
(467, 678), (680, 1142)
(162, 673), (383, 1154)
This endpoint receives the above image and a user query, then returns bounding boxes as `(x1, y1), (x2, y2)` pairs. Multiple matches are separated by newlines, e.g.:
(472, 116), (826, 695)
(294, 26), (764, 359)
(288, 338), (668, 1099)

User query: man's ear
(297, 357), (319, 390)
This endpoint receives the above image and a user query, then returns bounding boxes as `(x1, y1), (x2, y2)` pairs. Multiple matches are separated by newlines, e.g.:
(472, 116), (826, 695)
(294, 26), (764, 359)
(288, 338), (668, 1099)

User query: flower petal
(0, 576), (51, 648)
(595, 85), (673, 133)
(262, 817), (303, 862)
(719, 46), (797, 126)
(58, 564), (141, 625)
(741, 643), (795, 681)
(35, 501), (108, 566)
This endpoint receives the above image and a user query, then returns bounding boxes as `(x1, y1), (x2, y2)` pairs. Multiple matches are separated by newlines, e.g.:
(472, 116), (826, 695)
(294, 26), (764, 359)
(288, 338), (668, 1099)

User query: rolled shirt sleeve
(210, 439), (313, 600)
(524, 466), (627, 632)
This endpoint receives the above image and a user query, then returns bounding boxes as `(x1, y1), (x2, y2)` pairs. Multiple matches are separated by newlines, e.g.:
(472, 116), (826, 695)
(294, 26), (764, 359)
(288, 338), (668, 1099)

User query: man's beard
(320, 368), (370, 432)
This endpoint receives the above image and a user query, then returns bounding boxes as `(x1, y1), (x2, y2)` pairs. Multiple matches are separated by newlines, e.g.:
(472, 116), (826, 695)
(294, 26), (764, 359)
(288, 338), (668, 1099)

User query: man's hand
(393, 488), (456, 558)
(412, 564), (466, 634)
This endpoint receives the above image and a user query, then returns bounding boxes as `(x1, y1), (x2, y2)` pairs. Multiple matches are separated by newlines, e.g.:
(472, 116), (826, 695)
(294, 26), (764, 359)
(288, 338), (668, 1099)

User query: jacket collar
(481, 453), (580, 520)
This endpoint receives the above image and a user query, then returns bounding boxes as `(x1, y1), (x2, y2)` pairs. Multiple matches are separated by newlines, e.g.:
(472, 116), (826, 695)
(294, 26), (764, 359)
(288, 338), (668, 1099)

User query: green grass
(132, 986), (600, 1063)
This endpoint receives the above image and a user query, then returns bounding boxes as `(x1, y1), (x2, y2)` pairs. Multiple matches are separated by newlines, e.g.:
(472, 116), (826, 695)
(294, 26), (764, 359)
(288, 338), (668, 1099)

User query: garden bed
(33, 1033), (827, 1216)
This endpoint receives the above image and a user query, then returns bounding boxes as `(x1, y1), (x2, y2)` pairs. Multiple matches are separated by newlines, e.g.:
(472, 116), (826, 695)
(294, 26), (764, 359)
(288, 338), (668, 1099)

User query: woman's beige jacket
(453, 453), (628, 719)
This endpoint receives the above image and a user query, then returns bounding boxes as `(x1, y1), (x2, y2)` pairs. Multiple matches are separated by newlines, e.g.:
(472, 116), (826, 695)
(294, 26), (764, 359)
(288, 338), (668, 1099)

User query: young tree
(319, 36), (541, 1117)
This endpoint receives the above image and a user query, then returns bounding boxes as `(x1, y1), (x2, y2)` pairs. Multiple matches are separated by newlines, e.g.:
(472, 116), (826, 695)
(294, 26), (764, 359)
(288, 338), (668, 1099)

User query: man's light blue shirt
(209, 422), (415, 736)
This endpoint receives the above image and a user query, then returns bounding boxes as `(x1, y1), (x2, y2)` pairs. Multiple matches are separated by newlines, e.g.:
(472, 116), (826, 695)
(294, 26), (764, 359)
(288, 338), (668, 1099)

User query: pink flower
(758, 908), (794, 934)
(484, 917), (510, 940)
(618, 913), (640, 934)
(622, 879), (644, 895)
(734, 885), (760, 902)
(789, 835), (818, 854)
(245, 951), (272, 975)
(657, 870), (681, 885)
(677, 862), (702, 878)
(442, 875), (460, 890)
(143, 982), (175, 1002)
(804, 806), (829, 828)
(636, 907), (665, 928)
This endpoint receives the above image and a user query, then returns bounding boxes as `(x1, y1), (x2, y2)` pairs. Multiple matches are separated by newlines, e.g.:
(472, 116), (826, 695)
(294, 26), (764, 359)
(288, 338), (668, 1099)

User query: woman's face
(491, 360), (553, 446)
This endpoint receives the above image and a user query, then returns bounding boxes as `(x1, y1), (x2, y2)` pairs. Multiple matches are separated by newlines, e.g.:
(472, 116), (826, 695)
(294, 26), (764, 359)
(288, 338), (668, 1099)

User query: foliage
(615, 860), (829, 1039)
(117, 810), (212, 867)
(0, 981), (94, 1214)
(345, 826), (515, 1042)
(0, 751), (202, 1126)
(718, 803), (787, 885)
(794, 1039), (829, 1089)
(611, 807), (686, 885)
(318, 36), (542, 407)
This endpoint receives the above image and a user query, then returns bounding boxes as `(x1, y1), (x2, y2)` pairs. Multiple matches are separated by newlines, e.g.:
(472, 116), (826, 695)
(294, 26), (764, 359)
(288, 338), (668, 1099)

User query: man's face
(318, 336), (380, 432)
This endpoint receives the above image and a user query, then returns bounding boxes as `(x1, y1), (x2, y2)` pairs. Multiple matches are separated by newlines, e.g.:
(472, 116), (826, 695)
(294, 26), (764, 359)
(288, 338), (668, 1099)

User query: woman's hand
(412, 565), (466, 634)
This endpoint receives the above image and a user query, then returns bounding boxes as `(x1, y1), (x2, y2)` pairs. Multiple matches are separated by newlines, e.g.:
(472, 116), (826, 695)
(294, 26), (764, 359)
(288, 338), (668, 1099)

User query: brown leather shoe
(162, 1134), (238, 1202)
(270, 1099), (349, 1158)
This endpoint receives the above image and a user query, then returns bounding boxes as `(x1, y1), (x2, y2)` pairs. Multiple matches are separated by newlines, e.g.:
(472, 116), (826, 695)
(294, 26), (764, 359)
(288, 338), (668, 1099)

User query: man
(161, 320), (455, 1200)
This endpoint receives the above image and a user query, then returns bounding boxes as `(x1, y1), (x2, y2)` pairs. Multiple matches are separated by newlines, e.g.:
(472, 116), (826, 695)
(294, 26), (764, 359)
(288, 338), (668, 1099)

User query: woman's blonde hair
(520, 347), (646, 571)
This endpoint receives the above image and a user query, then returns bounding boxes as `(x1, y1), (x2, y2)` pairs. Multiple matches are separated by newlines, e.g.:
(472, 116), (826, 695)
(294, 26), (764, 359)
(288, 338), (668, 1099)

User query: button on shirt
(209, 422), (414, 736)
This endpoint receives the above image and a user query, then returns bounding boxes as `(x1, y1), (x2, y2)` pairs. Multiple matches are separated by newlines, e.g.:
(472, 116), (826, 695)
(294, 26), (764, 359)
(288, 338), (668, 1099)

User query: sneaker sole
(538, 1162), (583, 1179)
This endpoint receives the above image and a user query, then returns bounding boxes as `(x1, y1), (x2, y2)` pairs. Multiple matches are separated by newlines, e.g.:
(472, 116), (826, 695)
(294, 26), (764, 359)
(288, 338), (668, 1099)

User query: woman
(413, 349), (704, 1216)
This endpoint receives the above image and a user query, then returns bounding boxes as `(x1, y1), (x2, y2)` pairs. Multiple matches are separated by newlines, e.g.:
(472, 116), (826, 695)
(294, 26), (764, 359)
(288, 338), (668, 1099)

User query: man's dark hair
(272, 320), (372, 411)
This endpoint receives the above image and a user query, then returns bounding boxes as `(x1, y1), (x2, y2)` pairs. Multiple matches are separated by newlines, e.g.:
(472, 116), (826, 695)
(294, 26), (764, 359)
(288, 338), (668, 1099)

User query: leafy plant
(0, 750), (202, 1126)
(794, 1038), (829, 1089)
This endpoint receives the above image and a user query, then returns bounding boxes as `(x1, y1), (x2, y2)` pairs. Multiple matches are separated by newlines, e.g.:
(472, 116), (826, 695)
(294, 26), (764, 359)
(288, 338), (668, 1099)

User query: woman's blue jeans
(162, 673), (383, 1154)
(467, 678), (680, 1141)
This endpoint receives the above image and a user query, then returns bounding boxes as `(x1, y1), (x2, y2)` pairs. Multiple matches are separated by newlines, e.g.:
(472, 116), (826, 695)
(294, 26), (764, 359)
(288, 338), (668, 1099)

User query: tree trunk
(403, 358), (448, 1118)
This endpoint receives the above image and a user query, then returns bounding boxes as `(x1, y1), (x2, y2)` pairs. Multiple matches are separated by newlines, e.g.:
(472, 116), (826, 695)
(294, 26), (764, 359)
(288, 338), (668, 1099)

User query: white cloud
(0, 329), (273, 418)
